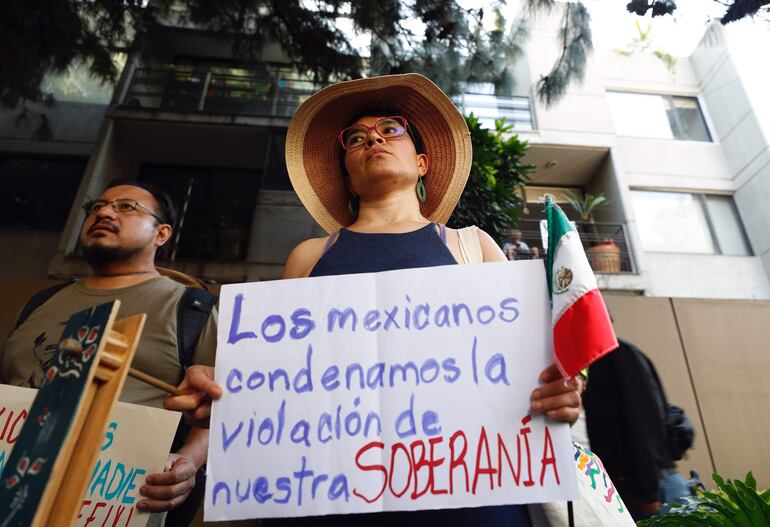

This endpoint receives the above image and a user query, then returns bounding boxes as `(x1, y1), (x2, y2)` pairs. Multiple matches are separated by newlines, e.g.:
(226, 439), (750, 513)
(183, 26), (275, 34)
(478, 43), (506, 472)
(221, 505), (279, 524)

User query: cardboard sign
(207, 261), (578, 521)
(0, 385), (180, 527)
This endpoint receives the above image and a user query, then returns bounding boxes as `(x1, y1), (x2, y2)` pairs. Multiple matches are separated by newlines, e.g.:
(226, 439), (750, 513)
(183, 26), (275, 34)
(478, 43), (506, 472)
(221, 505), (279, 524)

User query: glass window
(139, 165), (261, 261)
(631, 190), (751, 255)
(667, 97), (711, 142)
(704, 195), (751, 256)
(608, 92), (711, 142)
(0, 156), (85, 229)
(454, 82), (533, 131)
(608, 92), (674, 139)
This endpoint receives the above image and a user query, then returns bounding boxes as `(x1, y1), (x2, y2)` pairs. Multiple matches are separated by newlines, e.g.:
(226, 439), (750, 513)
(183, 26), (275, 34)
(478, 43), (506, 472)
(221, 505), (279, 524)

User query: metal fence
(453, 91), (534, 131)
(122, 67), (319, 118)
(122, 66), (536, 129)
(514, 219), (635, 273)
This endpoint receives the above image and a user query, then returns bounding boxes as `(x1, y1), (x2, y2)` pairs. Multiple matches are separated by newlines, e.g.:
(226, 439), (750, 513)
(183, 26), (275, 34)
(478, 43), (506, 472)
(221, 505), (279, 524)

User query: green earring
(348, 195), (359, 217)
(416, 176), (427, 203)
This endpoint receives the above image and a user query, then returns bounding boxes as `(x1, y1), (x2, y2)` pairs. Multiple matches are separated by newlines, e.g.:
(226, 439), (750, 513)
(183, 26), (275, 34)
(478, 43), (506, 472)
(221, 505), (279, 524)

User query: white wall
(690, 22), (770, 287)
(643, 253), (770, 300)
(521, 7), (770, 299)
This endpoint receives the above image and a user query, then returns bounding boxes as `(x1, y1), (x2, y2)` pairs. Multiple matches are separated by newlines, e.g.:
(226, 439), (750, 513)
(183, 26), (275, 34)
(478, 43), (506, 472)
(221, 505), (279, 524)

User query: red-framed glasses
(338, 116), (409, 151)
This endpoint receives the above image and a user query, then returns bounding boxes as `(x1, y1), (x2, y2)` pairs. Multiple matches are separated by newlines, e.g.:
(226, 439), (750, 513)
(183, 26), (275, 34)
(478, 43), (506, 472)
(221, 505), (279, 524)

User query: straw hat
(285, 73), (472, 233)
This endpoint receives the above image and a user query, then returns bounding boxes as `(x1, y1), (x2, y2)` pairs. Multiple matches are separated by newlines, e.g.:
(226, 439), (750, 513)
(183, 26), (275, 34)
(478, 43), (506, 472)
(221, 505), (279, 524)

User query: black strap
(176, 287), (217, 369)
(14, 281), (76, 330)
(568, 501), (575, 527)
(166, 287), (216, 527)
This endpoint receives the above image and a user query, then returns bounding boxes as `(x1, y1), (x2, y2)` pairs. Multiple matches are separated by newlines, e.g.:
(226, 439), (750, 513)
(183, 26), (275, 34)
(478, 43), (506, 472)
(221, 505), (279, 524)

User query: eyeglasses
(338, 116), (409, 151)
(82, 198), (164, 224)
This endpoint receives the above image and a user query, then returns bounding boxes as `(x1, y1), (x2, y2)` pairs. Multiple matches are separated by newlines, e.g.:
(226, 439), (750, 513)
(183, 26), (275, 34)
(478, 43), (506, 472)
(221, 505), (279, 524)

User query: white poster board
(0, 385), (180, 527)
(207, 260), (578, 521)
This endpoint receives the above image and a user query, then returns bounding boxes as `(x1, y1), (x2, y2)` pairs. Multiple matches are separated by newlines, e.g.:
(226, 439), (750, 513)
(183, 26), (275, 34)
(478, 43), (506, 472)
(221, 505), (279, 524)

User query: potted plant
(563, 191), (621, 272)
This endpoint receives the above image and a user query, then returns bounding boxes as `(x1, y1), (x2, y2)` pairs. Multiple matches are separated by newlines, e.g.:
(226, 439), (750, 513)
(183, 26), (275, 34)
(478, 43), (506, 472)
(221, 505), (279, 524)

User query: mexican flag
(545, 195), (618, 378)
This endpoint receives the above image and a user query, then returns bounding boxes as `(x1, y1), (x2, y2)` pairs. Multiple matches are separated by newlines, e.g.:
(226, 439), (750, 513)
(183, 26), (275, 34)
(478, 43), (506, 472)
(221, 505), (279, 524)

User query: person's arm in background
(139, 304), (219, 511)
(137, 425), (208, 511)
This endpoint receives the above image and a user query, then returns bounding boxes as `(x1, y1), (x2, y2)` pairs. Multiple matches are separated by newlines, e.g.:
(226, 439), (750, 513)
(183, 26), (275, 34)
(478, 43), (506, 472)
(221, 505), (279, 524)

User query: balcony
(453, 90), (534, 132)
(121, 66), (320, 118)
(514, 219), (636, 273)
(120, 66), (536, 129)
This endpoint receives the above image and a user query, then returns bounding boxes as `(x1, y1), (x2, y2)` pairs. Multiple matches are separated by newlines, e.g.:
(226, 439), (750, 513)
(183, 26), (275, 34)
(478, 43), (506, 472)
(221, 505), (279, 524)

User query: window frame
(606, 91), (712, 142)
(630, 189), (752, 256)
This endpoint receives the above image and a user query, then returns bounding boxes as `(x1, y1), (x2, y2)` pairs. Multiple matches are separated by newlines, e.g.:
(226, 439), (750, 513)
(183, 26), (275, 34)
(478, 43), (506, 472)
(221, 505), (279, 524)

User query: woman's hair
(105, 179), (177, 228)
(338, 108), (426, 180)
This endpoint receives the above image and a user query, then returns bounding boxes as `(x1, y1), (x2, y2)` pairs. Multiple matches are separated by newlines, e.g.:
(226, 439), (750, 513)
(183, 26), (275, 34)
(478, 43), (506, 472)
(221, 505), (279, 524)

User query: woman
(279, 73), (580, 526)
(166, 74), (581, 526)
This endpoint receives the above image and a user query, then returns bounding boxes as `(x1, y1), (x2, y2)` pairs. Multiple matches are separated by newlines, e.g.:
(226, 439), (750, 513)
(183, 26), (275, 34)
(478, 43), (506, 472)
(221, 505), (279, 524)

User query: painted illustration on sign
(207, 261), (578, 521)
(0, 302), (115, 526)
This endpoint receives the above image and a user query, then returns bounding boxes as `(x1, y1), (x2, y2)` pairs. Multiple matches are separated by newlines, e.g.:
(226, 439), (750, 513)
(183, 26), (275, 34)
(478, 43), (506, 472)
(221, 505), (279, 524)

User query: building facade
(2, 2), (770, 492)
(2, 7), (769, 300)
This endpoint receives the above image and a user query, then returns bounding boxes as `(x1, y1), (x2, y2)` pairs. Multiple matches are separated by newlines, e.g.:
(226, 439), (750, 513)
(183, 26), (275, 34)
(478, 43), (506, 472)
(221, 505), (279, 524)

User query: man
(1, 181), (216, 519)
(582, 338), (687, 521)
(502, 229), (530, 260)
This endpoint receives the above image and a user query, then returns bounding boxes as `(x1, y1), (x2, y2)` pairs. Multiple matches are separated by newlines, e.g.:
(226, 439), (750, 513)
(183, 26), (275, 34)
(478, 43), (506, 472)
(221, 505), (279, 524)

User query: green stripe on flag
(545, 195), (575, 299)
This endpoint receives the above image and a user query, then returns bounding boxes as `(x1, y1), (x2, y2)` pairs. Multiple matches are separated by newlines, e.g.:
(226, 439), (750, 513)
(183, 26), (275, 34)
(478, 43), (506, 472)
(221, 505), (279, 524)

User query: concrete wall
(690, 22), (770, 286)
(605, 294), (770, 487)
(522, 7), (770, 299)
(642, 252), (770, 300)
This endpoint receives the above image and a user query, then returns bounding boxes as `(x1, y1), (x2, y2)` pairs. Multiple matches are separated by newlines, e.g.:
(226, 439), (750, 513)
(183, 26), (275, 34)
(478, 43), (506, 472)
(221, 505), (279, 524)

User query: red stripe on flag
(553, 288), (618, 379)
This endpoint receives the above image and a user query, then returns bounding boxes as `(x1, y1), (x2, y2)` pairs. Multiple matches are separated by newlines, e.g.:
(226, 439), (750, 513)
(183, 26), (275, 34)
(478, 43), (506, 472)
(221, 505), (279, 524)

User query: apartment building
(1, 2), (769, 490)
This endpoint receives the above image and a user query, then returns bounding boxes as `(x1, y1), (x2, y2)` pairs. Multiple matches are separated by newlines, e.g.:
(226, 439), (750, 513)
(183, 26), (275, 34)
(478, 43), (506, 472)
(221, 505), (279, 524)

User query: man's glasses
(82, 198), (164, 224)
(338, 116), (409, 151)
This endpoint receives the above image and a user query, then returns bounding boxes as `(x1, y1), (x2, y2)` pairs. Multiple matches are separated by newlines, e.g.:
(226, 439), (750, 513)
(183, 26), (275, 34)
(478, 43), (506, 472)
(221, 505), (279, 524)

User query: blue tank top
(309, 223), (457, 277)
(280, 223), (532, 527)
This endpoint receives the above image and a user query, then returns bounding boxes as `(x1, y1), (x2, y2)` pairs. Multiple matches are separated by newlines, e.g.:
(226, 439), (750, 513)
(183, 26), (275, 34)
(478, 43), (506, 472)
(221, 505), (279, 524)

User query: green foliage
(535, 2), (593, 108)
(614, 20), (677, 74)
(563, 191), (609, 222)
(2, 0), (767, 111)
(638, 472), (770, 527)
(0, 0), (153, 108)
(448, 115), (534, 244)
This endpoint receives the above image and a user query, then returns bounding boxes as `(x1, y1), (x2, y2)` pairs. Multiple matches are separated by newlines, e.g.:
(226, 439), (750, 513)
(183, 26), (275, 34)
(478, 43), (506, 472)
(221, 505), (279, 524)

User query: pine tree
(0, 0), (767, 111)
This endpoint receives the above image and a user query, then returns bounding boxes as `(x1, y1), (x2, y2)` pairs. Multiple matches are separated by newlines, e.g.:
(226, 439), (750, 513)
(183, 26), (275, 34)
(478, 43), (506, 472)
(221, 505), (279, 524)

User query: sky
(582, 0), (729, 57)
(336, 0), (765, 59)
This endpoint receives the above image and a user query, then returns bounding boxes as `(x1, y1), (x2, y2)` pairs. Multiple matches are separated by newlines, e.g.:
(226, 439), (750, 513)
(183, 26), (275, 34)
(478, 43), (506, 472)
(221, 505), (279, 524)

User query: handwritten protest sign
(207, 260), (578, 521)
(0, 385), (180, 527)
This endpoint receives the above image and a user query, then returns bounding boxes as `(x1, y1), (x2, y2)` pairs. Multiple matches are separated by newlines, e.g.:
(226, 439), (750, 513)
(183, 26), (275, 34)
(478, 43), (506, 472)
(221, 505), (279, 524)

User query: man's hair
(338, 108), (426, 180)
(105, 179), (177, 229)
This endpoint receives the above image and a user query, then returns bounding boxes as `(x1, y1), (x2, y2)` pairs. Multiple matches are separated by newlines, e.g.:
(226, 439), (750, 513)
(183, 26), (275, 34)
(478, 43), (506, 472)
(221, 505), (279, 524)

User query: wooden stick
(127, 367), (186, 396)
(60, 338), (186, 396)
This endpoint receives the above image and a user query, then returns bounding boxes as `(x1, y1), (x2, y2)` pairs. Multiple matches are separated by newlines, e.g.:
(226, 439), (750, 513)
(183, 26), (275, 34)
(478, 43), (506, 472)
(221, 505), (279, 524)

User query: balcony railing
(512, 219), (635, 273)
(121, 65), (536, 129)
(453, 92), (534, 131)
(121, 67), (319, 118)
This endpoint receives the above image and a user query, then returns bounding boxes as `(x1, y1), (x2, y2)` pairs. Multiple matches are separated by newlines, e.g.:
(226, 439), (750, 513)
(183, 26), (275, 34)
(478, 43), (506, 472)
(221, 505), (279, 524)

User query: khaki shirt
(1, 277), (217, 408)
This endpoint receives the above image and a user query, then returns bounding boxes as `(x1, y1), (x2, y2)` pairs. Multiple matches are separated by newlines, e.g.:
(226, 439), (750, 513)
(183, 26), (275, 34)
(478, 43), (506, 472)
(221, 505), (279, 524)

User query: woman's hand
(163, 365), (222, 428)
(530, 363), (583, 425)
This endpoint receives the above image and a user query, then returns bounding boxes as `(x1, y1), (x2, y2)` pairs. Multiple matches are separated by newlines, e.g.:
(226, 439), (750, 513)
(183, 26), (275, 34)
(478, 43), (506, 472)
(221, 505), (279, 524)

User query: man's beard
(81, 242), (144, 268)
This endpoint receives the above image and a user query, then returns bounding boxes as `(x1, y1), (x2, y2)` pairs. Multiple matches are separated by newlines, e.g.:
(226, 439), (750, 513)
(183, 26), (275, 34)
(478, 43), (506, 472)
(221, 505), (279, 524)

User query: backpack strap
(14, 281), (77, 330)
(176, 287), (217, 369)
(457, 226), (483, 264)
(168, 286), (217, 527)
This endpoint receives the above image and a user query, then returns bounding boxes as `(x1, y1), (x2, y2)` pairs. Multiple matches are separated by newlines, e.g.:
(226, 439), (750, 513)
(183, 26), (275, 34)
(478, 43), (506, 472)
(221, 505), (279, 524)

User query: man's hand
(137, 453), (197, 513)
(530, 363), (582, 425)
(163, 365), (222, 428)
